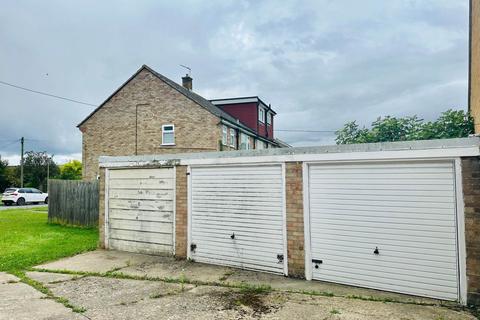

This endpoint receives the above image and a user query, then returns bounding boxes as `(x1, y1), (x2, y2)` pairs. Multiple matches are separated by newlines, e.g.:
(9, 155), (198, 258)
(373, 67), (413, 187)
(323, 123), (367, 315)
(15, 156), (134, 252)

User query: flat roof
(100, 137), (480, 167)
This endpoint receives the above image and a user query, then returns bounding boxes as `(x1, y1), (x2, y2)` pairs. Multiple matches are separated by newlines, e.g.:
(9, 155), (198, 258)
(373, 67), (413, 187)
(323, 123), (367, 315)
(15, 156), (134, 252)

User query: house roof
(77, 65), (273, 143)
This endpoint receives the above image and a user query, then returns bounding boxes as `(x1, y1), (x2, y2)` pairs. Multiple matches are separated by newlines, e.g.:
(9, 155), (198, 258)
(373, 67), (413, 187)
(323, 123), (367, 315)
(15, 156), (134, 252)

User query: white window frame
(258, 107), (265, 122)
(267, 112), (272, 125)
(222, 125), (228, 145)
(162, 124), (175, 146)
(229, 128), (236, 148)
(239, 133), (248, 150)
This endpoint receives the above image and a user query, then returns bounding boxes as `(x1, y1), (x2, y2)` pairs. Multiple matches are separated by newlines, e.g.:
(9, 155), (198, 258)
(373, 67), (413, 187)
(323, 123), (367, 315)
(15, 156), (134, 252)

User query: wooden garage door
(107, 168), (174, 255)
(190, 165), (286, 274)
(308, 161), (459, 300)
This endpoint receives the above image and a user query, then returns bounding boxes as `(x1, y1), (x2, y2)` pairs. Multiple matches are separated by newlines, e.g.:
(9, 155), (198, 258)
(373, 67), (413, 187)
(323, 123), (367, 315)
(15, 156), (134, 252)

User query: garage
(306, 160), (459, 300)
(106, 168), (175, 255)
(189, 164), (287, 274)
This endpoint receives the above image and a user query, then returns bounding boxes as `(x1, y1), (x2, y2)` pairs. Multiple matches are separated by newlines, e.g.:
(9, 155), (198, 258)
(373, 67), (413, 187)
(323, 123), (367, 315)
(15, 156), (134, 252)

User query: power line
(275, 129), (336, 133)
(0, 139), (20, 150)
(0, 80), (96, 107)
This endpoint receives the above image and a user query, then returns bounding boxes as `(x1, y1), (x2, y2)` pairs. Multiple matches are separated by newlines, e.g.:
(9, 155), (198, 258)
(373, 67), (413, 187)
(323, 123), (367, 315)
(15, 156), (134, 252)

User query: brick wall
(175, 165), (188, 258)
(79, 68), (222, 181)
(462, 157), (480, 305)
(285, 162), (305, 278)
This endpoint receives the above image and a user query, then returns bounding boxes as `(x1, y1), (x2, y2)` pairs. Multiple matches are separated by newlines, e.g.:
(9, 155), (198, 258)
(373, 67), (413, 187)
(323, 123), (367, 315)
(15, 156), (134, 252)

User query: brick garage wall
(98, 167), (106, 248)
(285, 162), (305, 278)
(175, 165), (188, 258)
(79, 68), (222, 181)
(462, 157), (480, 305)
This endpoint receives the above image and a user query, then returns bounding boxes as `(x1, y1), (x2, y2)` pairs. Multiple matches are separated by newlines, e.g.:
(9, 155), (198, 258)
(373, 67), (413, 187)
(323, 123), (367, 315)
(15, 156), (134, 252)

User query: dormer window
(258, 107), (265, 122)
(267, 112), (272, 125)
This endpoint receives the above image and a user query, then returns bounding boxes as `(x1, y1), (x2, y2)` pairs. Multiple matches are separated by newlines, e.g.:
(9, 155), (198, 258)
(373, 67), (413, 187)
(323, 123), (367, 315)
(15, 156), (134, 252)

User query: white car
(1, 188), (48, 206)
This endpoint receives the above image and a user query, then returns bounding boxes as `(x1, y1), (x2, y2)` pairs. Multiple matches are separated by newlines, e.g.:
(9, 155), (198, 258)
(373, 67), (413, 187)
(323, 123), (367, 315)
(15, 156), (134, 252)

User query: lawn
(0, 207), (98, 274)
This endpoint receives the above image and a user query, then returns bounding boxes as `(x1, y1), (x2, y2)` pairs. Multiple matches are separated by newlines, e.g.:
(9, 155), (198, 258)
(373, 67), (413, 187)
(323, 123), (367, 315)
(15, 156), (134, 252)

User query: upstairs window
(162, 124), (175, 145)
(229, 128), (236, 148)
(267, 112), (272, 125)
(222, 125), (228, 145)
(258, 107), (265, 122)
(239, 133), (248, 150)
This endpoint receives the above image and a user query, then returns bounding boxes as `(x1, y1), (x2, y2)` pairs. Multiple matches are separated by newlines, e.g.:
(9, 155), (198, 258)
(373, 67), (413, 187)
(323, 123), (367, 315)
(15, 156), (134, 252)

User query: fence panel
(48, 179), (99, 227)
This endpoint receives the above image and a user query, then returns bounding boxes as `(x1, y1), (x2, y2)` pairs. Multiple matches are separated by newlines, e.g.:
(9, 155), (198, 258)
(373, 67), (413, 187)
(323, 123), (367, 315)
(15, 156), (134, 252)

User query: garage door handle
(230, 233), (235, 239)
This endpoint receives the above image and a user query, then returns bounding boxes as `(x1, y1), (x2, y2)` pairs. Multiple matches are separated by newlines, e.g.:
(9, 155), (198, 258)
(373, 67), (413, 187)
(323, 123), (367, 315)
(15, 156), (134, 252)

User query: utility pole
(20, 137), (24, 188)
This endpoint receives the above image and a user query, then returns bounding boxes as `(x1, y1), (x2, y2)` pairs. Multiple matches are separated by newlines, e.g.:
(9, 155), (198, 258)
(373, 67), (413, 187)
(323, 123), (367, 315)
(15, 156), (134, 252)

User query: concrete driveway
(2, 250), (476, 320)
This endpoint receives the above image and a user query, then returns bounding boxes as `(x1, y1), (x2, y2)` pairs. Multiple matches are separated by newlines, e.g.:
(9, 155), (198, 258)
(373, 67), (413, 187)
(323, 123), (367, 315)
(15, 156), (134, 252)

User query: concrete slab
(0, 272), (85, 320)
(33, 250), (453, 306)
(223, 269), (441, 305)
(45, 275), (475, 320)
(26, 271), (80, 284)
(0, 273), (19, 284)
(34, 249), (160, 273)
(117, 257), (234, 283)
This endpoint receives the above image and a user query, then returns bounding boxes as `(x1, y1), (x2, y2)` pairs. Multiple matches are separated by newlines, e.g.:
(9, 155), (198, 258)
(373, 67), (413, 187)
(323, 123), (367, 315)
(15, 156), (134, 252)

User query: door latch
(277, 254), (284, 263)
(312, 259), (323, 269)
(190, 243), (197, 253)
(374, 247), (379, 255)
(230, 233), (235, 239)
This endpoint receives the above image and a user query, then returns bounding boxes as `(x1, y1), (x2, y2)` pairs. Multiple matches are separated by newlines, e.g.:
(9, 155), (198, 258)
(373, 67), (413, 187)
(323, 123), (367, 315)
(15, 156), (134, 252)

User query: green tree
(58, 160), (82, 180)
(335, 109), (473, 144)
(16, 151), (59, 191)
(0, 158), (9, 191)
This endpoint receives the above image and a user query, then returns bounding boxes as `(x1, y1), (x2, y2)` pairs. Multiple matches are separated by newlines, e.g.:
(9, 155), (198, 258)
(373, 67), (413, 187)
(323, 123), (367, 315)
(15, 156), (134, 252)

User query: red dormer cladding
(210, 97), (276, 140)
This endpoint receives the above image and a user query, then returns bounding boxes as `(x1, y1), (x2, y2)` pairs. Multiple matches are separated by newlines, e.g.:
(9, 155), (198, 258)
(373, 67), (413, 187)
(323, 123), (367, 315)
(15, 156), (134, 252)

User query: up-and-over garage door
(107, 168), (174, 255)
(190, 165), (286, 274)
(307, 161), (459, 300)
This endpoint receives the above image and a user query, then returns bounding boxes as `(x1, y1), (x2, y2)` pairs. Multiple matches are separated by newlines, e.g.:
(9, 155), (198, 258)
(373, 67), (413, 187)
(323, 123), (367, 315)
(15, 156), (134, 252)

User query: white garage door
(307, 161), (459, 300)
(107, 168), (174, 255)
(190, 165), (286, 274)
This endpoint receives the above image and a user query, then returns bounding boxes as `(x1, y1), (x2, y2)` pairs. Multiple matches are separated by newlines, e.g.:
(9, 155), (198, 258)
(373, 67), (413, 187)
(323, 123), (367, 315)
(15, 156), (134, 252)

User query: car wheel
(16, 198), (25, 206)
(44, 197), (48, 204)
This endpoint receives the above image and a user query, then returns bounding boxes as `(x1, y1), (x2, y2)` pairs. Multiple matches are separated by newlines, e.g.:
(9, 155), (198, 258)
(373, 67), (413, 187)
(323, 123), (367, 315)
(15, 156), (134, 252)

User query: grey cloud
(0, 0), (469, 163)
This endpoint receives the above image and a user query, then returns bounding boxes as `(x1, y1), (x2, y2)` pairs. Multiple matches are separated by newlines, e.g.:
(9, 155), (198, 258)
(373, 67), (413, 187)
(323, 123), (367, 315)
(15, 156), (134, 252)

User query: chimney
(182, 74), (192, 91)
(470, 0), (480, 133)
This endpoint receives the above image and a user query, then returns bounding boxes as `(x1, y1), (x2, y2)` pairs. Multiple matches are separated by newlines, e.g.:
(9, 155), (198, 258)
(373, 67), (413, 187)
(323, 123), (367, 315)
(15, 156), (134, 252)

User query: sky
(0, 0), (469, 165)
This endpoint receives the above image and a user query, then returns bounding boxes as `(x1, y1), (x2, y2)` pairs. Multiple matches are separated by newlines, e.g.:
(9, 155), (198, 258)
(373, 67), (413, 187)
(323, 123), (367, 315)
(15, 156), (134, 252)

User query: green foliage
(335, 109), (474, 144)
(0, 158), (9, 191)
(15, 151), (59, 191)
(58, 160), (82, 180)
(0, 208), (98, 273)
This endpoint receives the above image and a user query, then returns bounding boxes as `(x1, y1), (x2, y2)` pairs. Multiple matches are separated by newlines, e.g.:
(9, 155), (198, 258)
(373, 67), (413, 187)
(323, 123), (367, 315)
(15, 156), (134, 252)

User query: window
(162, 124), (175, 145)
(239, 133), (248, 150)
(229, 128), (236, 148)
(31, 188), (42, 194)
(222, 125), (228, 145)
(267, 112), (272, 125)
(256, 140), (265, 150)
(258, 107), (265, 122)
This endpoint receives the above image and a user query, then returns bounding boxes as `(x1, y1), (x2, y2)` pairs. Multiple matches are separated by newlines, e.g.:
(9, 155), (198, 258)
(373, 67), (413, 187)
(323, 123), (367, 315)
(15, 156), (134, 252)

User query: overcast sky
(0, 0), (469, 165)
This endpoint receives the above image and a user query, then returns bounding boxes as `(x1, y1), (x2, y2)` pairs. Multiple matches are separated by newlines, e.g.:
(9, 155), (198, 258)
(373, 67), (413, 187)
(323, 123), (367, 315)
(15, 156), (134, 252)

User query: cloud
(0, 0), (469, 164)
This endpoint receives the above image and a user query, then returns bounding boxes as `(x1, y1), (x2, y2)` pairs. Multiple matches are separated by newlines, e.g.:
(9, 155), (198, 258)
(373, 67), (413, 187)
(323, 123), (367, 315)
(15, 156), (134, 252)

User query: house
(77, 65), (288, 180)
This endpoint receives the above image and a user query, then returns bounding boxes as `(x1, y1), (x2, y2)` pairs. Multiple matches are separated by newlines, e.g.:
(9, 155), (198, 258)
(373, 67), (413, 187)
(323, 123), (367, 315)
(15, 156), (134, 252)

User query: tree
(16, 151), (59, 191)
(335, 109), (474, 144)
(0, 158), (9, 191)
(58, 160), (82, 180)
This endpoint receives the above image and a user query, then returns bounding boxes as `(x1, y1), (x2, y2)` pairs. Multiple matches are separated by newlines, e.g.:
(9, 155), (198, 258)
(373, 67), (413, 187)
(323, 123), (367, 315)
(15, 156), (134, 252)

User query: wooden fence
(48, 179), (99, 227)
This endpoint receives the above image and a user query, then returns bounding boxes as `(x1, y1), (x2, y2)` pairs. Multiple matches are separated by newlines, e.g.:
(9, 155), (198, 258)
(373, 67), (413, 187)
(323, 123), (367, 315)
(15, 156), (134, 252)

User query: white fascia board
(99, 146), (479, 168)
(211, 97), (258, 105)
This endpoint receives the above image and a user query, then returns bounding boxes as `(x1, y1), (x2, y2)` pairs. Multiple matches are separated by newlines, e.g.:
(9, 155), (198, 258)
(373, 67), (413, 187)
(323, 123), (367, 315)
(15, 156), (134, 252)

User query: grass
(0, 208), (98, 313)
(0, 208), (98, 273)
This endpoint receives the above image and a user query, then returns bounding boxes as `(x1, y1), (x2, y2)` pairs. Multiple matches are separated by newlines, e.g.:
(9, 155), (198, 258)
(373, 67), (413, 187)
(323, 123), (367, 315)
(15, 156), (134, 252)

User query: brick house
(78, 65), (288, 180)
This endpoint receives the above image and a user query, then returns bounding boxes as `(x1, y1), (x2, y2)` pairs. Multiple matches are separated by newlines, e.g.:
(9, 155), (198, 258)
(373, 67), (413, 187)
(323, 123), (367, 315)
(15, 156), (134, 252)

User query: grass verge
(0, 208), (98, 313)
